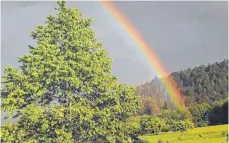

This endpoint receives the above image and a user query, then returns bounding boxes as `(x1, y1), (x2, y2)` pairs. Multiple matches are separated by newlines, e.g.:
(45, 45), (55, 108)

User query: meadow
(139, 124), (228, 143)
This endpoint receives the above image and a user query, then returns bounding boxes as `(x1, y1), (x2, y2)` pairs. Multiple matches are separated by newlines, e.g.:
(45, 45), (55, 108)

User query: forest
(133, 59), (228, 140)
(123, 60), (228, 142)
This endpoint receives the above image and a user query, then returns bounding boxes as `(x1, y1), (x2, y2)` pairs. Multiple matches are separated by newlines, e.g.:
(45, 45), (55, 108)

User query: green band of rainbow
(100, 1), (185, 109)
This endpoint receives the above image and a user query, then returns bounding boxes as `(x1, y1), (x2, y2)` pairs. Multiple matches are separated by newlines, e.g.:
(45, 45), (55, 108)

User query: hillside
(136, 59), (228, 127)
(171, 59), (228, 104)
(137, 59), (228, 108)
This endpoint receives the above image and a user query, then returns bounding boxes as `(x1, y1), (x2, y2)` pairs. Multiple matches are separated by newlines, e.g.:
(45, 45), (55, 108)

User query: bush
(189, 103), (210, 127)
(169, 120), (194, 132)
(126, 115), (194, 139)
(125, 117), (142, 140)
(158, 139), (163, 143)
(221, 131), (227, 136)
(140, 116), (167, 135)
(158, 109), (187, 121)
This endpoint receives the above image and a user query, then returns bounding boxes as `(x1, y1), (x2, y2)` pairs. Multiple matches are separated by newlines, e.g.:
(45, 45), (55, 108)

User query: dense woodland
(136, 59), (228, 128)
(172, 59), (228, 104)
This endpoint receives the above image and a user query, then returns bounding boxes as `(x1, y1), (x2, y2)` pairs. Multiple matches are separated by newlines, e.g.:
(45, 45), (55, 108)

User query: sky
(1, 1), (228, 85)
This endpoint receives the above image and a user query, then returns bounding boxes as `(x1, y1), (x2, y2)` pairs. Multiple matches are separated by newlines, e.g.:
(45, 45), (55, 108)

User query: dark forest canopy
(171, 59), (228, 104)
(136, 59), (228, 127)
(137, 59), (228, 106)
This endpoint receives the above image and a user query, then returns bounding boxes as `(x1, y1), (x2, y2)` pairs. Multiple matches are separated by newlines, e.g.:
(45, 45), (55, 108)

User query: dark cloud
(112, 1), (228, 73)
(1, 1), (228, 85)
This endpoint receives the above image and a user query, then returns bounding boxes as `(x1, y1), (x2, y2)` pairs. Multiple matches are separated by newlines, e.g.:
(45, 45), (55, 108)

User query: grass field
(139, 124), (228, 143)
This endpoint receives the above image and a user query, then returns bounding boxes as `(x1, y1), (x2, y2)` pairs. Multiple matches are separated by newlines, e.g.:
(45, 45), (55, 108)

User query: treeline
(171, 59), (228, 104)
(126, 114), (193, 142)
(189, 99), (228, 127)
(136, 59), (228, 128)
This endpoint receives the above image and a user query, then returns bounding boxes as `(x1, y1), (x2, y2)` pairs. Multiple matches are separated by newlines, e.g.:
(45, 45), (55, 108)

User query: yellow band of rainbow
(100, 1), (185, 109)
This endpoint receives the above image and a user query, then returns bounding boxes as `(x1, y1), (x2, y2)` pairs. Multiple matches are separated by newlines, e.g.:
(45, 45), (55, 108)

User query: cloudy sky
(1, 1), (228, 85)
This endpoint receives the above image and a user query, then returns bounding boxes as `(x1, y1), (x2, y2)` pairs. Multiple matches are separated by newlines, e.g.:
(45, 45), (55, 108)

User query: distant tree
(189, 103), (210, 127)
(208, 100), (228, 125)
(1, 1), (139, 142)
(172, 60), (228, 104)
(141, 97), (160, 115)
(222, 102), (228, 124)
(158, 109), (187, 121)
(163, 102), (168, 110)
(208, 105), (223, 125)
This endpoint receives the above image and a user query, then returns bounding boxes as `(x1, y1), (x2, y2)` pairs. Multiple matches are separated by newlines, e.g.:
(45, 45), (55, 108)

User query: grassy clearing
(139, 124), (228, 143)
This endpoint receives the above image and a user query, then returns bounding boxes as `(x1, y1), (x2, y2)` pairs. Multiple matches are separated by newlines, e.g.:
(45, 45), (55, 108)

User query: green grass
(139, 124), (228, 143)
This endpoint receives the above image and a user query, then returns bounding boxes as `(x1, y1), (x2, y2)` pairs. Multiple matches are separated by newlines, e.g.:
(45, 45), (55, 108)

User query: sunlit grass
(139, 124), (228, 143)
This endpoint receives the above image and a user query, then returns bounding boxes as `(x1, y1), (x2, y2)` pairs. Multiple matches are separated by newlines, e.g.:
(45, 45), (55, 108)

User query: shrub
(127, 115), (194, 139)
(158, 109), (187, 121)
(158, 139), (163, 143)
(189, 102), (210, 127)
(169, 120), (194, 132)
(125, 117), (142, 140)
(140, 116), (167, 135)
(221, 131), (227, 136)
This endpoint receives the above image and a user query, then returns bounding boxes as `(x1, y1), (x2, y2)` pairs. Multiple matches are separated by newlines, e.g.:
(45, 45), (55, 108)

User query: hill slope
(137, 59), (228, 108)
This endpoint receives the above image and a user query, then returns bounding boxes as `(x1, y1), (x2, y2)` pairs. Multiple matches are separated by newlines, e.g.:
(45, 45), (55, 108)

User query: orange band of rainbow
(100, 1), (185, 108)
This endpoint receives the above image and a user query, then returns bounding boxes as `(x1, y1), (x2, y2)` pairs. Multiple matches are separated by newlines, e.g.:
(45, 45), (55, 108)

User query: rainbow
(100, 1), (185, 109)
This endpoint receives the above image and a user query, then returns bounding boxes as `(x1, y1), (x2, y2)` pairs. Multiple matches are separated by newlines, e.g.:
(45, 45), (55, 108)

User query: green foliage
(188, 99), (228, 127)
(208, 99), (228, 125)
(168, 120), (194, 132)
(172, 59), (228, 104)
(140, 116), (167, 135)
(125, 117), (142, 140)
(189, 102), (210, 127)
(137, 59), (228, 127)
(127, 115), (193, 136)
(1, 1), (139, 142)
(157, 109), (188, 121)
(137, 59), (228, 108)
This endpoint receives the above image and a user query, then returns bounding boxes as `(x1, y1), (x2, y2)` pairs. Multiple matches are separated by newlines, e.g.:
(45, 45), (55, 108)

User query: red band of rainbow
(100, 1), (185, 109)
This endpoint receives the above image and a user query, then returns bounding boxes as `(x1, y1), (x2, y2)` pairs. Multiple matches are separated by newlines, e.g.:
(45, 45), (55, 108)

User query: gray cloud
(113, 1), (228, 72)
(1, 1), (228, 85)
